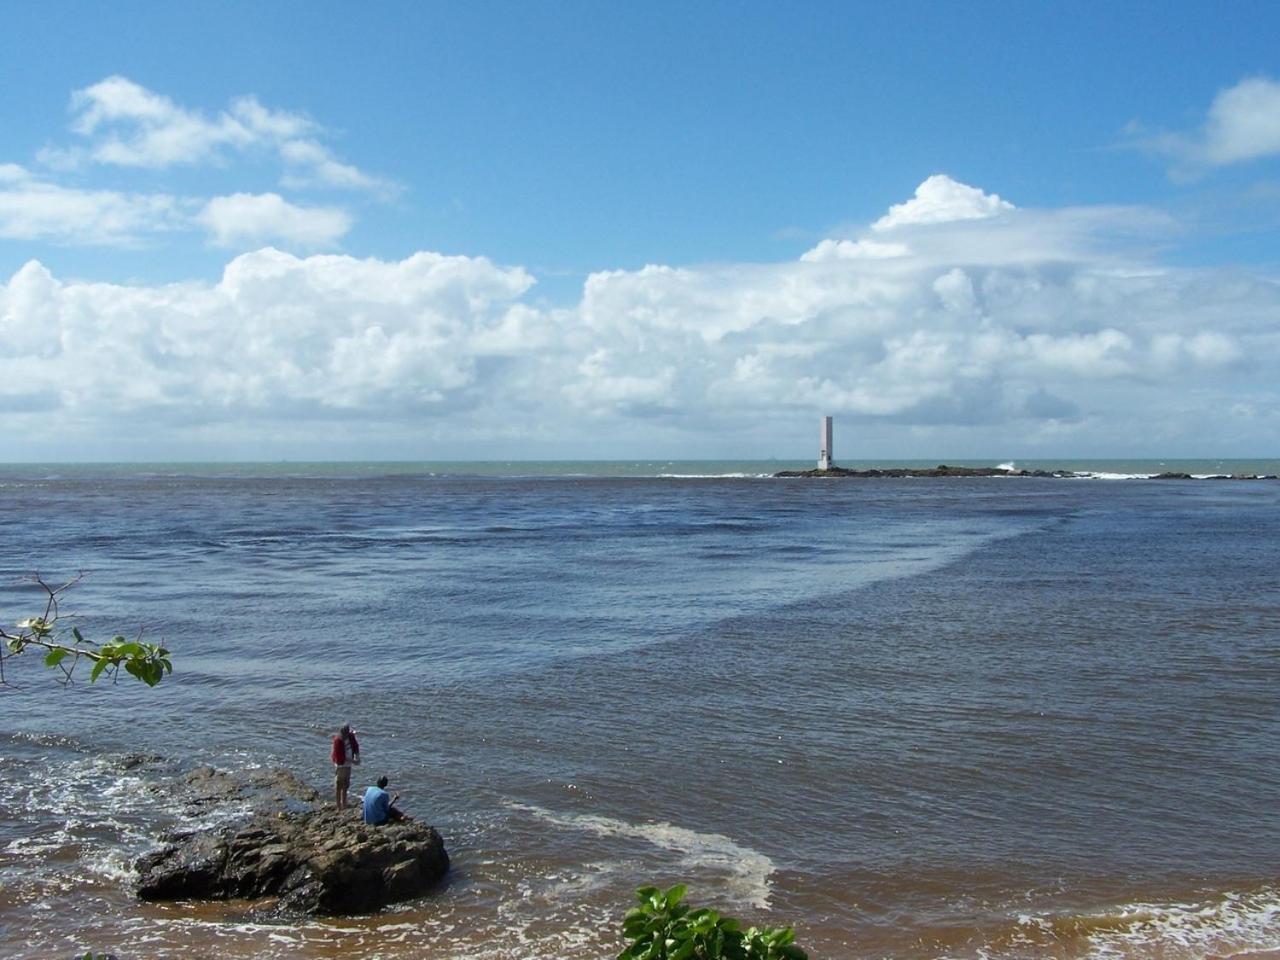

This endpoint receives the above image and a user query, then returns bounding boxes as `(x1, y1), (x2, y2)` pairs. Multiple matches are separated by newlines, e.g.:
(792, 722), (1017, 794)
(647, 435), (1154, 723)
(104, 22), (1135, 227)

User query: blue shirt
(363, 785), (391, 824)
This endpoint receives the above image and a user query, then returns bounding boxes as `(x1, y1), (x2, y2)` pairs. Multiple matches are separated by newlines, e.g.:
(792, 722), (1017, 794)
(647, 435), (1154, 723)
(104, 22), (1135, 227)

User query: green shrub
(619, 885), (807, 960)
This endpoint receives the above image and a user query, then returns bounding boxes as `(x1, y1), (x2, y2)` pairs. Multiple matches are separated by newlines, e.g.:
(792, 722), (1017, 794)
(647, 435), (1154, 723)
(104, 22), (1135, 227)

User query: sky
(1, 1), (1279, 461)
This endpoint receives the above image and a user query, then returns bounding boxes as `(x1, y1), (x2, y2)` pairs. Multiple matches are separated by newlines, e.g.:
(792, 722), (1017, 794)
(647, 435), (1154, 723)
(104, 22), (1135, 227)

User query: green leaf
(44, 648), (69, 667)
(72, 627), (84, 644)
(665, 884), (688, 909)
(89, 656), (110, 683)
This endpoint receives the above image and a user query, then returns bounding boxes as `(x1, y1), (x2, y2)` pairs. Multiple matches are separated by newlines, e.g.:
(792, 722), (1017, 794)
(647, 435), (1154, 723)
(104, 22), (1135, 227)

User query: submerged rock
(136, 769), (448, 916)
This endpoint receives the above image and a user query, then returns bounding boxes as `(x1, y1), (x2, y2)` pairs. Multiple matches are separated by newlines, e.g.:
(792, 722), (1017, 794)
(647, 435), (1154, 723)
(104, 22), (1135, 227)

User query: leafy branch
(0, 574), (172, 688)
(620, 885), (808, 960)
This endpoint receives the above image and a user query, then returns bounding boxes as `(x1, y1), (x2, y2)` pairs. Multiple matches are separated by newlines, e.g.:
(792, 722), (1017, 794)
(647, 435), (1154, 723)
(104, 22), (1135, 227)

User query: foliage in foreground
(620, 885), (808, 960)
(0, 574), (172, 688)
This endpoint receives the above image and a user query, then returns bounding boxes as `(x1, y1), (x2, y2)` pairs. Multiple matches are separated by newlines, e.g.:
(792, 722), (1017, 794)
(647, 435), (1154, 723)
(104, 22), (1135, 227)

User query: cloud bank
(2, 175), (1277, 458)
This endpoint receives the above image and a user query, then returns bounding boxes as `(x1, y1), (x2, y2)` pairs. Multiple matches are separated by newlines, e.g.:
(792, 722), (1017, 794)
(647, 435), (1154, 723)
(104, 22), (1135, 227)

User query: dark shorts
(334, 765), (352, 789)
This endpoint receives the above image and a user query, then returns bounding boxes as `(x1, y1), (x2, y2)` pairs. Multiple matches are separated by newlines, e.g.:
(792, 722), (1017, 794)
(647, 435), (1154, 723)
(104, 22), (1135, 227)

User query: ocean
(1, 460), (1278, 959)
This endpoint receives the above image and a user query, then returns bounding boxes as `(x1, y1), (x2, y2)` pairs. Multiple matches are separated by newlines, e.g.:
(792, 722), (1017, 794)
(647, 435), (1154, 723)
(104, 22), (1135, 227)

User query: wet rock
(135, 770), (448, 916)
(775, 464), (1021, 478)
(774, 465), (1277, 481)
(117, 753), (165, 771)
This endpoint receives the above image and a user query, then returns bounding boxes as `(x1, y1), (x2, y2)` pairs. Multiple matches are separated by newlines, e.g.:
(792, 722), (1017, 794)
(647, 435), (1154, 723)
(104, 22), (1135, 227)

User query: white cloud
(1202, 76), (1280, 164)
(50, 75), (392, 194)
(0, 77), (401, 249)
(0, 165), (183, 245)
(800, 238), (909, 262)
(872, 174), (1014, 231)
(67, 75), (315, 168)
(278, 139), (396, 194)
(0, 249), (538, 424)
(2, 176), (1278, 457)
(562, 177), (1274, 442)
(1134, 75), (1280, 173)
(198, 193), (352, 248)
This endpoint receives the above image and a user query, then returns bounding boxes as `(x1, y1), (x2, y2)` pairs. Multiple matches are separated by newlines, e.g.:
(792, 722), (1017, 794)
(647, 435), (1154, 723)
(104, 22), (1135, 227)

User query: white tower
(819, 415), (833, 470)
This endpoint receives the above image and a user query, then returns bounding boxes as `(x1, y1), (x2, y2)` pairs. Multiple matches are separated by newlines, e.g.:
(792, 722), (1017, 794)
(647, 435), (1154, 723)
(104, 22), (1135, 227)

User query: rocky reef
(135, 765), (448, 917)
(774, 464), (1073, 478)
(774, 464), (1278, 480)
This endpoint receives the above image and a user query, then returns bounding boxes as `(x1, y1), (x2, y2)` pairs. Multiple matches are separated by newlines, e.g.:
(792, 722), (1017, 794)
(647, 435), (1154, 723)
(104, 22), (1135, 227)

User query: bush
(619, 885), (807, 960)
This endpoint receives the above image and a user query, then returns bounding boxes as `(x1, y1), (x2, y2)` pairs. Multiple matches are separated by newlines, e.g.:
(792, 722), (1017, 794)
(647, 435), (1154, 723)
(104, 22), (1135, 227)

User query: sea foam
(506, 802), (775, 909)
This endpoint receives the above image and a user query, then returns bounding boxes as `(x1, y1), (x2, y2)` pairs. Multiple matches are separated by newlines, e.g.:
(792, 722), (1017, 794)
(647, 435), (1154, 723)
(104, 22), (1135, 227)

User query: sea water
(1, 462), (1278, 958)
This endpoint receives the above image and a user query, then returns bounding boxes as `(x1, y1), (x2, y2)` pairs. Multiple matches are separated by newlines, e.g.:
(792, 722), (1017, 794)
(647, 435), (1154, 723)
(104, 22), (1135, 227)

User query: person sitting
(362, 775), (410, 824)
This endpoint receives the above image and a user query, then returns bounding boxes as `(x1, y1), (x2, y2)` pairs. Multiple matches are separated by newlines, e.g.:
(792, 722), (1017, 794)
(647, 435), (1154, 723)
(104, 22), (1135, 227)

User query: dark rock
(775, 464), (1020, 479)
(774, 465), (1276, 481)
(118, 753), (164, 771)
(135, 769), (448, 916)
(135, 831), (229, 900)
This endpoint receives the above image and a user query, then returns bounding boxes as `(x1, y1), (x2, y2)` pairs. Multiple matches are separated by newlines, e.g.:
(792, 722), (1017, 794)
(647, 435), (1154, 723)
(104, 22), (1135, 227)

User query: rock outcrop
(774, 464), (1074, 479)
(136, 767), (448, 916)
(773, 464), (1279, 480)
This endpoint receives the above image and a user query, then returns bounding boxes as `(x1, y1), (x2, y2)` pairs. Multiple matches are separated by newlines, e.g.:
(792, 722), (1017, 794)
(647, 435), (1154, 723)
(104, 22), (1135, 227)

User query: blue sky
(1, 2), (1279, 460)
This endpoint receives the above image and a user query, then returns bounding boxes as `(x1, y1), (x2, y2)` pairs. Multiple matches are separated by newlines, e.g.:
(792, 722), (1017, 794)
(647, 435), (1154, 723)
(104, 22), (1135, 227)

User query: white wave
(506, 802), (775, 909)
(79, 847), (138, 883)
(1071, 472), (1152, 480)
(657, 473), (772, 479)
(1022, 885), (1280, 959)
(997, 461), (1016, 472)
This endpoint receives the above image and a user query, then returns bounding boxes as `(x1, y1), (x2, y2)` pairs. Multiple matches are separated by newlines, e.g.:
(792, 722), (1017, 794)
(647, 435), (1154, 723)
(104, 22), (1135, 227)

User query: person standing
(331, 723), (361, 809)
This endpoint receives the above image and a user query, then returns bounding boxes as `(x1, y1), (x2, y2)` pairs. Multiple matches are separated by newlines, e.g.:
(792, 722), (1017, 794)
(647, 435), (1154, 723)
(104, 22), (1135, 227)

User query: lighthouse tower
(818, 415), (833, 470)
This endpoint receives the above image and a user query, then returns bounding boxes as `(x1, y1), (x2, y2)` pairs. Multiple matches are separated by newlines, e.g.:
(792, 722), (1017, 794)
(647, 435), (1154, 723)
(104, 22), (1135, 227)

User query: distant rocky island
(774, 464), (1279, 480)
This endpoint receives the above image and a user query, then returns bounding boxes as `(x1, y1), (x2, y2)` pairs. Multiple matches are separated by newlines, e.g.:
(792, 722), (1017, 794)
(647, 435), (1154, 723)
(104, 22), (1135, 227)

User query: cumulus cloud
(2, 175), (1277, 457)
(43, 75), (392, 194)
(198, 193), (352, 248)
(567, 176), (1273, 445)
(872, 174), (1014, 231)
(0, 249), (538, 426)
(1133, 75), (1280, 173)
